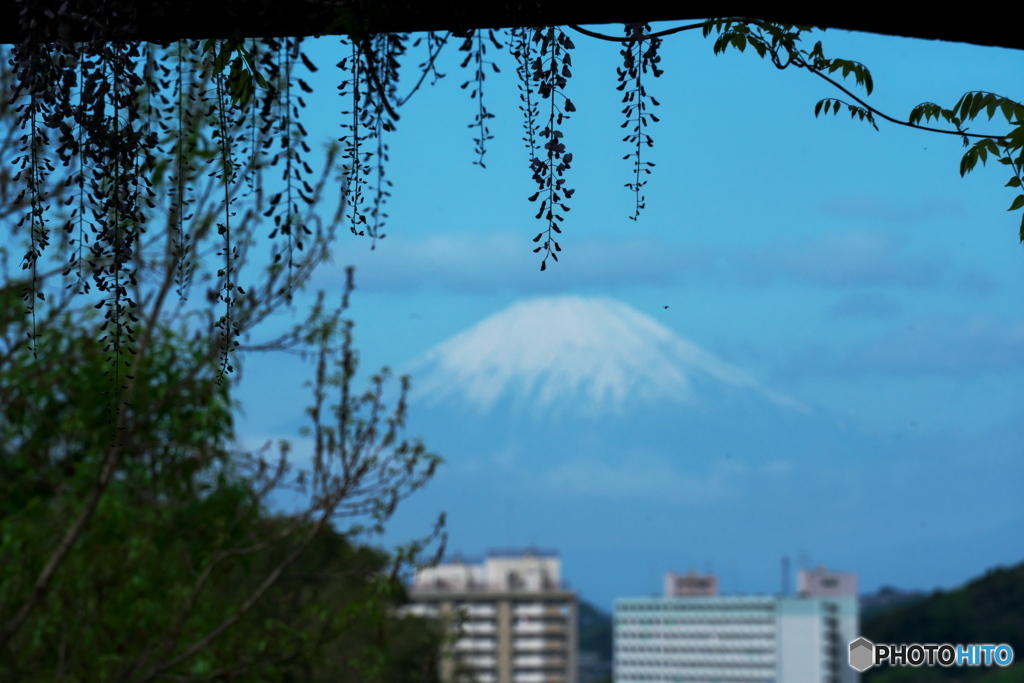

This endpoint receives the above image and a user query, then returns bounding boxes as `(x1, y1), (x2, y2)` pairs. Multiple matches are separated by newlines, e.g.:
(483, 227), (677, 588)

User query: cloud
(816, 196), (967, 224)
(955, 269), (999, 296)
(784, 315), (1024, 378)
(316, 229), (991, 295)
(534, 453), (793, 505)
(318, 232), (708, 293)
(731, 231), (943, 289)
(539, 456), (729, 504)
(827, 293), (903, 319)
(234, 434), (761, 508)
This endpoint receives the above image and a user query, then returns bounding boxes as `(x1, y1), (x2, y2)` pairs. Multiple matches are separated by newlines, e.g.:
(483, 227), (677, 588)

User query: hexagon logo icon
(849, 637), (875, 672)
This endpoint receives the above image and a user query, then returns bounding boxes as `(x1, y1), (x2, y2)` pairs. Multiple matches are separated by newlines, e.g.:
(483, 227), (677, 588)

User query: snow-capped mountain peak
(407, 296), (797, 417)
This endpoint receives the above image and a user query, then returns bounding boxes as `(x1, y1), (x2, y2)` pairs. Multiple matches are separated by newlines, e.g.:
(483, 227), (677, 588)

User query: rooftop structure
(799, 566), (858, 598)
(664, 569), (720, 598)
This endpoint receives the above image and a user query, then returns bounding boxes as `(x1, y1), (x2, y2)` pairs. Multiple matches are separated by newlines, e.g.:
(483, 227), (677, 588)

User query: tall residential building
(615, 567), (859, 683)
(406, 548), (578, 683)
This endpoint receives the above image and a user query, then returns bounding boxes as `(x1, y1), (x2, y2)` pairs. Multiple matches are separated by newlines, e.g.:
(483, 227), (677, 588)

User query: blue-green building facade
(614, 569), (859, 683)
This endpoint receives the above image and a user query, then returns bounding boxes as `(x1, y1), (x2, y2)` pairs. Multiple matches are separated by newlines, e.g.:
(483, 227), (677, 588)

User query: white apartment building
(405, 548), (578, 683)
(615, 568), (859, 683)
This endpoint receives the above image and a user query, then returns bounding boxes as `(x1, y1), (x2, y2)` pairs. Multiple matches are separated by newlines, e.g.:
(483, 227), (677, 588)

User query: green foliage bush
(0, 288), (443, 682)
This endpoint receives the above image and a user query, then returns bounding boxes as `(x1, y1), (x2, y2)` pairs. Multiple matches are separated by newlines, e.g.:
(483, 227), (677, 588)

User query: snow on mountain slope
(407, 296), (799, 417)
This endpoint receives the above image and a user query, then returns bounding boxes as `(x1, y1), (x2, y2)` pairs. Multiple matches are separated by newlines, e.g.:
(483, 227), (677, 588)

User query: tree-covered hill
(862, 561), (1024, 683)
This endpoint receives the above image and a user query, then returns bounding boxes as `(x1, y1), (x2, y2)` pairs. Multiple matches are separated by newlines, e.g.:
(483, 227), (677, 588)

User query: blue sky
(232, 24), (1024, 611)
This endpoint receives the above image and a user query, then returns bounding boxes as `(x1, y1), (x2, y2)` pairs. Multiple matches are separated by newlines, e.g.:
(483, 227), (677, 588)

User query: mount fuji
(406, 296), (802, 419)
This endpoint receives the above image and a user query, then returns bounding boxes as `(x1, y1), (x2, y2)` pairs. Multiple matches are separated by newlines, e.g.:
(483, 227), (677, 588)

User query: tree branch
(570, 19), (1010, 141)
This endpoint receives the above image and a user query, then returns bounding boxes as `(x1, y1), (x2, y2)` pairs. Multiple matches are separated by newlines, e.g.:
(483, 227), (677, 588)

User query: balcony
(513, 654), (568, 669)
(513, 603), (569, 618)
(513, 620), (567, 636)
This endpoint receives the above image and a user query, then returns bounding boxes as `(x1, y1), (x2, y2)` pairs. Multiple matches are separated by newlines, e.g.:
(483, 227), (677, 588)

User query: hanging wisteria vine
(460, 28), (502, 167)
(525, 27), (576, 271)
(617, 22), (663, 221)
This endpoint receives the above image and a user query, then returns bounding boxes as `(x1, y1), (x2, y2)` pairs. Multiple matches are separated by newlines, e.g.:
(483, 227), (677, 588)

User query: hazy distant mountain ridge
(408, 296), (799, 418)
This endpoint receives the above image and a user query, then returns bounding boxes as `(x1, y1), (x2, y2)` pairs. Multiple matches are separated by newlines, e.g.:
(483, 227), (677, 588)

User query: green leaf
(910, 102), (944, 126)
(960, 149), (977, 176)
(1008, 194), (1024, 212)
(1005, 124), (1024, 147)
(958, 92), (975, 120)
(1000, 99), (1016, 123)
(985, 95), (999, 120)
